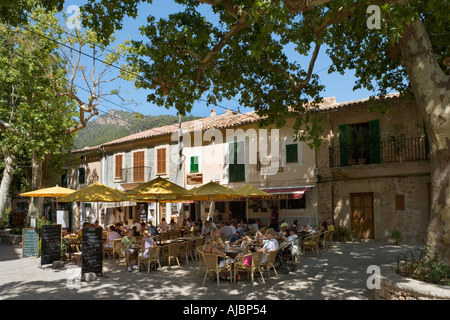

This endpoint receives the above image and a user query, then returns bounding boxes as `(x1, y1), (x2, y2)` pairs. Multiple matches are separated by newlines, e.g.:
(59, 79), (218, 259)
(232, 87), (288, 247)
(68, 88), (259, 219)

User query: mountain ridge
(74, 110), (201, 149)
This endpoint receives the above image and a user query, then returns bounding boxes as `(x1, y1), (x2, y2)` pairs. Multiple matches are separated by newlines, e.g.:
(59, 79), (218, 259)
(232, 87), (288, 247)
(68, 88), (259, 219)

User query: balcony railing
(329, 137), (430, 168)
(114, 166), (152, 183)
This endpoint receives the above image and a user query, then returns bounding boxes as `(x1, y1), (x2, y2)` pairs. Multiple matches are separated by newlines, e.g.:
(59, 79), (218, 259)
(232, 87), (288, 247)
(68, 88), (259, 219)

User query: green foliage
(1, 208), (12, 229)
(333, 225), (352, 242)
(390, 229), (402, 245)
(78, 0), (448, 149)
(398, 248), (450, 286)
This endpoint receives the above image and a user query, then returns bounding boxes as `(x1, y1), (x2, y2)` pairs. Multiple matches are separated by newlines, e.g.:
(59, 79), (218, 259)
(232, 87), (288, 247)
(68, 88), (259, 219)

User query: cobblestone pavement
(0, 241), (418, 300)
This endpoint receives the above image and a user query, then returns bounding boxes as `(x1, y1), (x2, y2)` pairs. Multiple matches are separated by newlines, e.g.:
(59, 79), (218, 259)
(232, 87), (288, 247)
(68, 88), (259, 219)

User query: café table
(158, 238), (188, 246)
(223, 246), (242, 259)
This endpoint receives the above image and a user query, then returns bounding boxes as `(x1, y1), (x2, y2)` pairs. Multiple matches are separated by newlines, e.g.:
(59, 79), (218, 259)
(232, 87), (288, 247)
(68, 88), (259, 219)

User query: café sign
(187, 173), (203, 185)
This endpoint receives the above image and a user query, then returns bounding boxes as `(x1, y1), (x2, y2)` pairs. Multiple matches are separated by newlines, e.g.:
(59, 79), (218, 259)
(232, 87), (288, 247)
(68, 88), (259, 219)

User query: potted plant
(390, 229), (402, 245)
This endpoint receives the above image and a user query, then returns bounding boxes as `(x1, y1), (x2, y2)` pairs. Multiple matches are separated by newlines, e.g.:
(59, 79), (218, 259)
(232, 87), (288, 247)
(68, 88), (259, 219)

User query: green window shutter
(339, 124), (349, 166)
(286, 144), (298, 163)
(190, 156), (199, 172)
(423, 121), (430, 157)
(78, 167), (85, 184)
(369, 120), (381, 164)
(229, 141), (245, 182)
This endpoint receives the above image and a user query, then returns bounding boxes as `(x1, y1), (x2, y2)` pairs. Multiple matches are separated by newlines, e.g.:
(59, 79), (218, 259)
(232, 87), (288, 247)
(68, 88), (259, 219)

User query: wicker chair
(323, 230), (334, 250)
(194, 238), (205, 261)
(160, 233), (169, 241)
(233, 251), (265, 286)
(114, 240), (128, 270)
(261, 249), (279, 280)
(202, 253), (232, 288)
(196, 246), (205, 276)
(138, 246), (162, 274)
(303, 233), (321, 256)
(178, 240), (194, 264)
(161, 243), (181, 268)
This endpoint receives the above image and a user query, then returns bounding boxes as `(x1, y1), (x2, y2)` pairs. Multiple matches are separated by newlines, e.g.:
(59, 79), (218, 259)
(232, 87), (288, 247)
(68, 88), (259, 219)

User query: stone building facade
(315, 94), (431, 243)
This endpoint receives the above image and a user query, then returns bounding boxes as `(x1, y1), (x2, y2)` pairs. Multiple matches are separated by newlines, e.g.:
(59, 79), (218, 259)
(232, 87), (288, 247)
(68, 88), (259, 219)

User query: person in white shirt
(259, 228), (279, 264)
(105, 225), (121, 248)
(208, 219), (216, 229)
(159, 218), (169, 232)
(133, 219), (141, 232)
(202, 220), (211, 236)
(219, 220), (233, 241)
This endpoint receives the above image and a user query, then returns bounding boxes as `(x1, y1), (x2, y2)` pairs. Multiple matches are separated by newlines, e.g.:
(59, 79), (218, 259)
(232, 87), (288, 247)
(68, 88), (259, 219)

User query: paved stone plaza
(0, 241), (417, 300)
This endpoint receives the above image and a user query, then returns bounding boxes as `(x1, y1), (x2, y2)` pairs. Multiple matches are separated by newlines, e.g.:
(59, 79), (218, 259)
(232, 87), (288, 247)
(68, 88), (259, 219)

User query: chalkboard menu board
(81, 227), (103, 276)
(22, 228), (39, 258)
(41, 224), (62, 265)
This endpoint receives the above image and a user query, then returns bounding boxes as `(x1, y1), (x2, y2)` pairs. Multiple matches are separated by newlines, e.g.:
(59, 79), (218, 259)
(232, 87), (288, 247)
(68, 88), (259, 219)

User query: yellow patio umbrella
(127, 176), (195, 224)
(235, 184), (271, 198)
(59, 182), (131, 226)
(190, 181), (245, 220)
(59, 182), (129, 203)
(20, 185), (76, 209)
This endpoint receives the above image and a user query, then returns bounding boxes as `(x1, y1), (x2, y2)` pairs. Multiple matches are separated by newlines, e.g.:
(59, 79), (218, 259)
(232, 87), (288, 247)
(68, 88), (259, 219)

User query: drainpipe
(327, 114), (335, 225)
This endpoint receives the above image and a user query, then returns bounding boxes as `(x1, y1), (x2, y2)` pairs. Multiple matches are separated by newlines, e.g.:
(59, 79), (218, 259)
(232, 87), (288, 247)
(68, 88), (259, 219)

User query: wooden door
(350, 192), (375, 239)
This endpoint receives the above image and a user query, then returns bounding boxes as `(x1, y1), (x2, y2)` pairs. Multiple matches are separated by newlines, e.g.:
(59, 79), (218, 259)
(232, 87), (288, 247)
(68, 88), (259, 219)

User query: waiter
(269, 205), (279, 231)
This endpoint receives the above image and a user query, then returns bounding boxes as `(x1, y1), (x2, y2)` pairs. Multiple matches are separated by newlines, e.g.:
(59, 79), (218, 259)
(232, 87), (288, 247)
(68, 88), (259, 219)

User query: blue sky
(65, 0), (374, 118)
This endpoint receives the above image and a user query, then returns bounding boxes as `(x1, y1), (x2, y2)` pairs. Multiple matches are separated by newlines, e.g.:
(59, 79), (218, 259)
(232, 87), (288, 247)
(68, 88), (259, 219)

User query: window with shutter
(157, 148), (166, 174)
(190, 156), (199, 172)
(115, 154), (123, 179)
(229, 141), (245, 182)
(78, 167), (86, 185)
(286, 144), (298, 163)
(133, 151), (145, 182)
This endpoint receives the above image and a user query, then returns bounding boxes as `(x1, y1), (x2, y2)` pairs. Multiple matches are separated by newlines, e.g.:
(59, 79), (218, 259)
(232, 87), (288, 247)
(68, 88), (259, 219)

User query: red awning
(260, 186), (313, 199)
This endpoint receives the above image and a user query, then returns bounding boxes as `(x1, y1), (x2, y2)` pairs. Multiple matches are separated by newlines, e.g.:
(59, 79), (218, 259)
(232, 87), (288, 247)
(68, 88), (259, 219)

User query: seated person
(139, 230), (155, 259)
(318, 220), (328, 233)
(278, 223), (289, 240)
(229, 227), (246, 245)
(120, 229), (138, 272)
(258, 228), (279, 264)
(327, 218), (335, 232)
(159, 218), (169, 232)
(201, 220), (212, 237)
(132, 226), (140, 237)
(105, 225), (121, 248)
(255, 226), (267, 243)
(203, 236), (232, 268)
(147, 222), (157, 239)
(210, 228), (226, 250)
(219, 220), (233, 241)
(284, 228), (299, 247)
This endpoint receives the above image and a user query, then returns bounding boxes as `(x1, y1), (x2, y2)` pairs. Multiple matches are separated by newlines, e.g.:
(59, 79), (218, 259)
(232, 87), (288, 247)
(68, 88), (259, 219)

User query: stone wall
(375, 267), (450, 300)
(316, 98), (431, 244)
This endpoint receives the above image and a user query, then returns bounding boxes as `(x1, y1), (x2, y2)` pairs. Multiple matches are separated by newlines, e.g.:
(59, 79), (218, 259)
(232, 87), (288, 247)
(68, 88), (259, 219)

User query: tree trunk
(0, 150), (15, 223)
(27, 151), (44, 220)
(399, 20), (450, 264)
